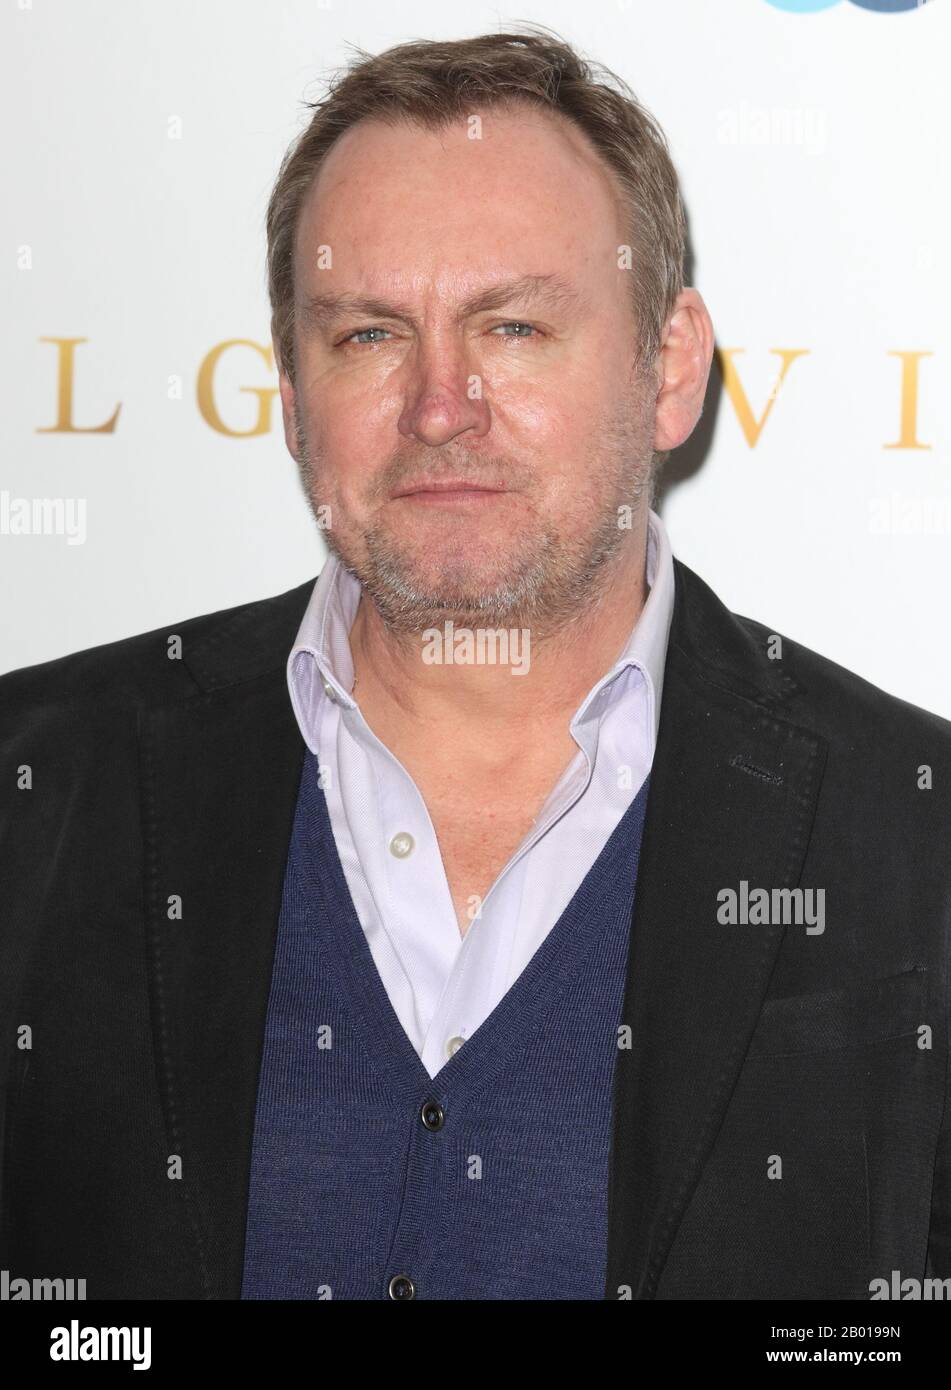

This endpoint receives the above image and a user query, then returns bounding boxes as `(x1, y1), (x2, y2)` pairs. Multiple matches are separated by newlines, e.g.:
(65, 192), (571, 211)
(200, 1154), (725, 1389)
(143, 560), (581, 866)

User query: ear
(652, 288), (716, 452)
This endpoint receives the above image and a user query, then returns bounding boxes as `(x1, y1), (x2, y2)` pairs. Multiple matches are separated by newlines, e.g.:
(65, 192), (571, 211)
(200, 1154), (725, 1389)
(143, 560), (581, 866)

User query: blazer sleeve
(927, 1018), (951, 1278)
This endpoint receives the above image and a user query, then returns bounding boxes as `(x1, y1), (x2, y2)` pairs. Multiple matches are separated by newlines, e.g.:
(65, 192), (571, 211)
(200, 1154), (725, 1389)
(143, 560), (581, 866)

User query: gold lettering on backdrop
(196, 339), (278, 437)
(35, 338), (121, 434)
(884, 351), (932, 451)
(718, 348), (809, 448)
(28, 340), (937, 448)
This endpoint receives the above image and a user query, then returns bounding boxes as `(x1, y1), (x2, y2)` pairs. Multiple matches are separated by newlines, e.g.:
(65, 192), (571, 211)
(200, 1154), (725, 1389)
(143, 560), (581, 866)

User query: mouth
(391, 479), (509, 504)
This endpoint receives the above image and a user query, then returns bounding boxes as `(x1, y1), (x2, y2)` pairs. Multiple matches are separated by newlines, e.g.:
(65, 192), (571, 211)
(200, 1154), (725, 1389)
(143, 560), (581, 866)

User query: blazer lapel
(605, 559), (827, 1299)
(138, 582), (311, 1298)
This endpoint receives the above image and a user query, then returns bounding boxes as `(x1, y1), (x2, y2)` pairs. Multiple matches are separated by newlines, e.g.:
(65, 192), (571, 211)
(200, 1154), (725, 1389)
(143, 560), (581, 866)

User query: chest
(429, 805), (538, 935)
(353, 701), (581, 935)
(421, 746), (580, 934)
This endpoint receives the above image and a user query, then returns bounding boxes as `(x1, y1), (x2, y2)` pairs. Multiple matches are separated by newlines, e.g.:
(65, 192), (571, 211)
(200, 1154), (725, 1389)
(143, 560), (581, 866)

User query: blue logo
(764, 1), (840, 11)
(765, 0), (929, 11)
(850, 0), (929, 10)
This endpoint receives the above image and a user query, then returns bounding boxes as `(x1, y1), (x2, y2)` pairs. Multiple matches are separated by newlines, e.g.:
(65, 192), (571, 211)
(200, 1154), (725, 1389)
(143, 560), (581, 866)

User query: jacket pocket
(748, 967), (929, 1057)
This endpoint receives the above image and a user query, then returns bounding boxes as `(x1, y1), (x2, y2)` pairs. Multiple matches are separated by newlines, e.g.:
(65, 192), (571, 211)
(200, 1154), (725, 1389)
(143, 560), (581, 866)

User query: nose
(397, 336), (491, 446)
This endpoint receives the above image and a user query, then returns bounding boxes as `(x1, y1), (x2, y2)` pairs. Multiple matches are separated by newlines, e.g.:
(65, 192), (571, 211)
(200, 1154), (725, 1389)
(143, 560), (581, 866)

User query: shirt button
(446, 1035), (465, 1058)
(389, 832), (415, 859)
(320, 676), (337, 703)
(388, 1274), (416, 1300)
(420, 1100), (445, 1131)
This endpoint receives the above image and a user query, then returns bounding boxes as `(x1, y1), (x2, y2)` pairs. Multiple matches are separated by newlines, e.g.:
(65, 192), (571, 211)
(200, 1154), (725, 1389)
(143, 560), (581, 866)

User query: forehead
(293, 105), (626, 298)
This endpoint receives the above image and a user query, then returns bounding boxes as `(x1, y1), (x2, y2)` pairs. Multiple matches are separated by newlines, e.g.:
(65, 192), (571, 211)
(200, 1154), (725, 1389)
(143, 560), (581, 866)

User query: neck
(348, 517), (651, 747)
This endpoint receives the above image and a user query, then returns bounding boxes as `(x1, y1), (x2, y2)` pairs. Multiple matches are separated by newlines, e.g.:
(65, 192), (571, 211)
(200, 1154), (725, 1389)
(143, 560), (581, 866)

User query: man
(1, 27), (949, 1302)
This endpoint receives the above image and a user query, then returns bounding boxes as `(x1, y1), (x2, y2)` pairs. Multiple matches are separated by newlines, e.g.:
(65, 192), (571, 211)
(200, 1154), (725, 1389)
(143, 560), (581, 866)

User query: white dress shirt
(286, 509), (675, 1079)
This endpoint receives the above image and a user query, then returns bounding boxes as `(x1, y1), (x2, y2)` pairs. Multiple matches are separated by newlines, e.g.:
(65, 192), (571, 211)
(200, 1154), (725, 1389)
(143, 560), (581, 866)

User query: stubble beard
(293, 385), (656, 641)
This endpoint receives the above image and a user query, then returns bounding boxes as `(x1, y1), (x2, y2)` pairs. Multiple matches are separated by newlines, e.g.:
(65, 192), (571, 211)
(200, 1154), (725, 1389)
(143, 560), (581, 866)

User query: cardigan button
(388, 1274), (416, 1300)
(420, 1100), (445, 1131)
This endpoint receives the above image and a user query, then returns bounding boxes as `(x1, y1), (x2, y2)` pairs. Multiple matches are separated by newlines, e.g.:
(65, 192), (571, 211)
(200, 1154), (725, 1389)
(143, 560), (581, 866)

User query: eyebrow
(298, 272), (584, 335)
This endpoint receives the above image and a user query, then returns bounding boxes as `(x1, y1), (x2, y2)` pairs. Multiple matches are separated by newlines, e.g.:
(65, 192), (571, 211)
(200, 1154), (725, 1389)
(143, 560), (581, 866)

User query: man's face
(281, 104), (659, 636)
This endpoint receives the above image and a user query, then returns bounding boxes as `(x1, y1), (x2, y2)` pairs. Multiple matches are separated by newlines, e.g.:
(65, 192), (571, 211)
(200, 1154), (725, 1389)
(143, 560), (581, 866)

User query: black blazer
(1, 558), (949, 1300)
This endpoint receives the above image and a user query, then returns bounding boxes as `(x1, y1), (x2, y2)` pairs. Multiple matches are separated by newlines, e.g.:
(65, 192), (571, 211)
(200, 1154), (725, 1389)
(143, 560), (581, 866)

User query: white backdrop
(3, 0), (948, 716)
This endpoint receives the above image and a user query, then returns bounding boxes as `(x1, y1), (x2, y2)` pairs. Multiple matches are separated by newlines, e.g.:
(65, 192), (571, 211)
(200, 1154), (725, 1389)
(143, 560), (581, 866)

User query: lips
(392, 479), (507, 498)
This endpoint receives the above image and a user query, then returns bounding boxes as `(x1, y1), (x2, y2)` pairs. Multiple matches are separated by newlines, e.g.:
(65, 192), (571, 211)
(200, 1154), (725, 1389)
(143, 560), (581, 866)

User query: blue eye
(338, 322), (540, 347)
(492, 322), (538, 338)
(342, 327), (391, 346)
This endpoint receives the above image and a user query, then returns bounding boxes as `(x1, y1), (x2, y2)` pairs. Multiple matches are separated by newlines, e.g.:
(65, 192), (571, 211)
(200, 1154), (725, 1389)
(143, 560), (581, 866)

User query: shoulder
(0, 576), (317, 733)
(673, 557), (951, 754)
(736, 607), (951, 752)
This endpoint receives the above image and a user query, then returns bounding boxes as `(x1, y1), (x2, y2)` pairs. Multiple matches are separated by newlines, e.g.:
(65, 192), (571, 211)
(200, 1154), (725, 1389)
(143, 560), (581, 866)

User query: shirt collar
(570, 506), (674, 745)
(287, 508), (675, 757)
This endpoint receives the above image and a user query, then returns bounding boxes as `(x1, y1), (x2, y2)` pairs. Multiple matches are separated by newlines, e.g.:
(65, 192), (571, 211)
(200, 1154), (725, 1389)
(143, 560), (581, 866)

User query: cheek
(494, 365), (602, 467)
(300, 399), (385, 494)
(299, 349), (394, 433)
(526, 417), (589, 497)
